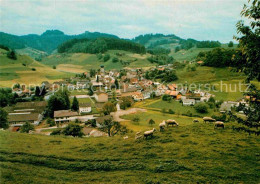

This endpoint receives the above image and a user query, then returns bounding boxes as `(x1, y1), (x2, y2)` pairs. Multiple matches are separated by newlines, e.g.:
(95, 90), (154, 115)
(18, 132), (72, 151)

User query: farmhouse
(79, 103), (92, 114)
(6, 101), (47, 126)
(94, 92), (108, 102)
(54, 110), (78, 124)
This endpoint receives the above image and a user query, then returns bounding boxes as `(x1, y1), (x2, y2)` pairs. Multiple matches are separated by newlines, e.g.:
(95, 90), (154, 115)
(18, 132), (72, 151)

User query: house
(220, 101), (239, 112)
(132, 92), (144, 101)
(182, 99), (195, 106)
(54, 110), (78, 124)
(94, 92), (108, 102)
(79, 103), (92, 114)
(197, 61), (204, 65)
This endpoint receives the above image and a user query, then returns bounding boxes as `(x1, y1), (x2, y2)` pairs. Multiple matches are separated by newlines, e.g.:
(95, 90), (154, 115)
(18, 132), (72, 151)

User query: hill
(0, 30), (119, 54)
(42, 50), (154, 71)
(0, 119), (259, 183)
(0, 49), (74, 87)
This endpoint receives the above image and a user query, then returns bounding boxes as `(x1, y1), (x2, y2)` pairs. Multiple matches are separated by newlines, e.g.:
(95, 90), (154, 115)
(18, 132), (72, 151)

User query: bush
(168, 109), (175, 114)
(132, 116), (140, 122)
(22, 63), (26, 66)
(112, 57), (119, 63)
(53, 65), (56, 69)
(63, 123), (84, 137)
(50, 129), (62, 135)
(212, 114), (227, 122)
(46, 118), (55, 127)
(20, 122), (34, 133)
(194, 103), (208, 113)
(148, 119), (155, 126)
(103, 54), (110, 62)
(85, 119), (97, 127)
(162, 94), (171, 101)
(31, 68), (36, 71)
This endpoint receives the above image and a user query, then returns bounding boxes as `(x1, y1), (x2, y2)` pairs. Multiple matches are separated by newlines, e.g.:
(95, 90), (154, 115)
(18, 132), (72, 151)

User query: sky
(0, 0), (247, 42)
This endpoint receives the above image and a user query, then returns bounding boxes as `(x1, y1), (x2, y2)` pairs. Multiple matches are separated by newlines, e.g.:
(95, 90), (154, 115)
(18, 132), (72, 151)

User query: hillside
(0, 49), (74, 87)
(0, 119), (259, 183)
(0, 30), (119, 54)
(42, 50), (154, 71)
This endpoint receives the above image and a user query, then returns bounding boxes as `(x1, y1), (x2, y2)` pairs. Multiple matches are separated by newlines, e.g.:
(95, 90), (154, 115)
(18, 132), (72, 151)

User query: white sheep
(144, 128), (156, 139)
(159, 120), (166, 131)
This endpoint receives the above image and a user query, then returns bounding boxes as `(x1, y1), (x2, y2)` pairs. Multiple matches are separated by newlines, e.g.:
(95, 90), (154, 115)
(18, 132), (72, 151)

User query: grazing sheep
(123, 136), (129, 140)
(144, 128), (156, 139)
(193, 119), (199, 123)
(203, 117), (216, 123)
(214, 121), (224, 129)
(166, 119), (179, 127)
(159, 121), (166, 131)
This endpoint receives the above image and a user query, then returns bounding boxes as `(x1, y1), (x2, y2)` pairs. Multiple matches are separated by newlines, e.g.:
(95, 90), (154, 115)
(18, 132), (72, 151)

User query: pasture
(0, 119), (259, 183)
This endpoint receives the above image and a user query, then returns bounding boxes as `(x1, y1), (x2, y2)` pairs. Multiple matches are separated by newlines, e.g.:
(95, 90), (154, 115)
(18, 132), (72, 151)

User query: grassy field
(41, 50), (155, 71)
(0, 49), (74, 87)
(1, 120), (259, 183)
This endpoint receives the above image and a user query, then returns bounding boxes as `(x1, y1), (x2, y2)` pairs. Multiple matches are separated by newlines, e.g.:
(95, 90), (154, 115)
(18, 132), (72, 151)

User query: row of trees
(147, 55), (174, 65)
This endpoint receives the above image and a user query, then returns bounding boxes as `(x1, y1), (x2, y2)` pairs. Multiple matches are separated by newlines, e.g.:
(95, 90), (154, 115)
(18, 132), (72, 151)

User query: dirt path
(111, 108), (147, 122)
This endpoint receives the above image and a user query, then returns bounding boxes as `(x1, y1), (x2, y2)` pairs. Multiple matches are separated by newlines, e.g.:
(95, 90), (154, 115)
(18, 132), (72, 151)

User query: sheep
(193, 119), (199, 123)
(144, 128), (156, 139)
(214, 121), (224, 129)
(203, 117), (216, 123)
(159, 120), (166, 131)
(123, 136), (129, 140)
(165, 119), (179, 127)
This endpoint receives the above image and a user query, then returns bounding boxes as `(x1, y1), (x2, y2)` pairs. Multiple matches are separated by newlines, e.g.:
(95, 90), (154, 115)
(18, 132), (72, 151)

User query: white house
(182, 99), (195, 106)
(54, 110), (78, 124)
(79, 103), (92, 114)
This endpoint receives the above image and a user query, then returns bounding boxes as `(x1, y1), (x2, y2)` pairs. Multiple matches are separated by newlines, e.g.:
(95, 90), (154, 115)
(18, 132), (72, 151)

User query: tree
(230, 0), (260, 135)
(228, 41), (234, 47)
(114, 78), (119, 89)
(7, 50), (17, 60)
(102, 102), (117, 115)
(53, 65), (56, 69)
(71, 96), (79, 111)
(99, 119), (127, 137)
(235, 0), (260, 81)
(90, 69), (96, 77)
(63, 123), (84, 137)
(120, 97), (133, 110)
(0, 108), (8, 129)
(56, 89), (70, 109)
(96, 76), (99, 82)
(194, 103), (208, 113)
(20, 122), (34, 133)
(46, 95), (67, 118)
(148, 119), (155, 126)
(175, 46), (180, 53)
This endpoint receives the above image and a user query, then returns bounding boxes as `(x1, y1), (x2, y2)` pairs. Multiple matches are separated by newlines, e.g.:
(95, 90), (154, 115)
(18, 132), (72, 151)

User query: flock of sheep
(134, 117), (225, 140)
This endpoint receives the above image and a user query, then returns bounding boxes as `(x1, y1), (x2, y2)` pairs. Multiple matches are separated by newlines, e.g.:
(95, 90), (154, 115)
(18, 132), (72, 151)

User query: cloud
(0, 0), (247, 42)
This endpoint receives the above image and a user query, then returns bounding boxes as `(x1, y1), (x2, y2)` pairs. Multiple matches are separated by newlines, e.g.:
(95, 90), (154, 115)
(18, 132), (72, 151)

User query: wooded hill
(0, 30), (118, 54)
(57, 37), (146, 54)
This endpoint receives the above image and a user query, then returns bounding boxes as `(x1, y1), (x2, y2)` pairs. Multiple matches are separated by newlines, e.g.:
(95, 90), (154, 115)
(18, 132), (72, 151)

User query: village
(4, 64), (250, 137)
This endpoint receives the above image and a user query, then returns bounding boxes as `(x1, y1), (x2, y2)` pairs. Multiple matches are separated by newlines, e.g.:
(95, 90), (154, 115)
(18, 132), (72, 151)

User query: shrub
(85, 119), (97, 127)
(22, 63), (26, 66)
(20, 122), (34, 133)
(132, 116), (140, 122)
(50, 129), (62, 135)
(46, 118), (55, 127)
(194, 103), (208, 113)
(31, 68), (36, 71)
(103, 54), (110, 62)
(112, 57), (119, 63)
(148, 119), (155, 126)
(53, 65), (56, 69)
(168, 109), (175, 114)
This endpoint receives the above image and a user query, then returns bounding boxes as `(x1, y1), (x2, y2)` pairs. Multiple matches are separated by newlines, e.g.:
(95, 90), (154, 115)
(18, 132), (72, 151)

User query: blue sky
(0, 0), (247, 42)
